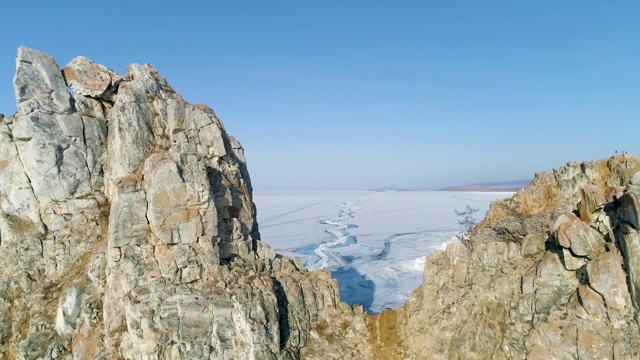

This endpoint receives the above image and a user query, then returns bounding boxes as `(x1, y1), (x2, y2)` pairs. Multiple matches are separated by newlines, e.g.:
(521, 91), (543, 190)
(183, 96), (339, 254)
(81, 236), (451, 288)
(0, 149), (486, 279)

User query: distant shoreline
(369, 180), (530, 193)
(368, 187), (521, 193)
(438, 185), (524, 192)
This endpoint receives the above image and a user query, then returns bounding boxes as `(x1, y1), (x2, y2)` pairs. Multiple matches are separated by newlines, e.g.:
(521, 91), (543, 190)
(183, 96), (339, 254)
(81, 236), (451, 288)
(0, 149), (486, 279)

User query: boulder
(63, 56), (121, 100)
(554, 211), (606, 261)
(577, 185), (606, 223)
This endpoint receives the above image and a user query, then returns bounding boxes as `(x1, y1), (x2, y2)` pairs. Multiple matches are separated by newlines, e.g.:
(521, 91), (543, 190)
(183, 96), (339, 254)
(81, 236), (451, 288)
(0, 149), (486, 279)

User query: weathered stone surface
(369, 155), (640, 359)
(619, 191), (640, 230)
(0, 120), (43, 232)
(55, 287), (82, 335)
(554, 211), (606, 260)
(617, 223), (640, 312)
(4, 47), (640, 360)
(14, 46), (73, 115)
(587, 251), (633, 326)
(578, 184), (606, 223)
(632, 171), (640, 185)
(63, 56), (121, 100)
(0, 48), (370, 360)
(532, 251), (579, 315)
(143, 155), (211, 245)
(520, 233), (546, 258)
(578, 284), (607, 319)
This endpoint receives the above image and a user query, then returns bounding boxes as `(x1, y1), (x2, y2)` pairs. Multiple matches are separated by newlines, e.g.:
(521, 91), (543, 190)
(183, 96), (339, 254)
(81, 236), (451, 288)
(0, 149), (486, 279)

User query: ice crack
(310, 195), (375, 270)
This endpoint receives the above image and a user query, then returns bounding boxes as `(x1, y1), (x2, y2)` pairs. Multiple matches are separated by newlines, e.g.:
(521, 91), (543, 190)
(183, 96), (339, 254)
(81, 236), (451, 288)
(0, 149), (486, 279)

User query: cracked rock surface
(369, 156), (640, 359)
(4, 47), (640, 360)
(0, 47), (369, 360)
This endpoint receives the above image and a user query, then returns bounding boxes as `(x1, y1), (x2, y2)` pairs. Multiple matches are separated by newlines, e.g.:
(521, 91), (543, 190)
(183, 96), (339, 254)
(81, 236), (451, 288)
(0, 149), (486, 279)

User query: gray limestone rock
(14, 47), (72, 115)
(0, 47), (369, 360)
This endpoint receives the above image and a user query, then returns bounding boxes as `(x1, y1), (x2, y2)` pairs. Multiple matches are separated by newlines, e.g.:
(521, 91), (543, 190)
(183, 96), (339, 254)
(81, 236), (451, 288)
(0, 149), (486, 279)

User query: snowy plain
(253, 190), (513, 314)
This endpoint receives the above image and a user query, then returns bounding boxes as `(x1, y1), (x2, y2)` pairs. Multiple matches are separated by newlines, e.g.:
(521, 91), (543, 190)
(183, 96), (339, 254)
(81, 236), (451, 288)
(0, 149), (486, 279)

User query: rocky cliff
(3, 48), (640, 360)
(369, 156), (640, 359)
(0, 47), (368, 360)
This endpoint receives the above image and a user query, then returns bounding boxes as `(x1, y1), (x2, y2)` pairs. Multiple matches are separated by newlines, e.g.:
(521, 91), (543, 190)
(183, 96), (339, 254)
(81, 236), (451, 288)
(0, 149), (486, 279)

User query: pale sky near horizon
(1, 2), (639, 190)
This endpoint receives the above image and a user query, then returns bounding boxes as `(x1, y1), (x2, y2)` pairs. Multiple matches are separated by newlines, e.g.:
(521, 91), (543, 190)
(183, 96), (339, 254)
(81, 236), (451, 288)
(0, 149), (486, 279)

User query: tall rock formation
(0, 47), (369, 360)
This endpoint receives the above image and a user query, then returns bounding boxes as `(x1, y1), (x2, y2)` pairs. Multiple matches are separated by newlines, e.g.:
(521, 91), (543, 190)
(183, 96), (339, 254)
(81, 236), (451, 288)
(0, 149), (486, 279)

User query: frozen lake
(254, 190), (512, 314)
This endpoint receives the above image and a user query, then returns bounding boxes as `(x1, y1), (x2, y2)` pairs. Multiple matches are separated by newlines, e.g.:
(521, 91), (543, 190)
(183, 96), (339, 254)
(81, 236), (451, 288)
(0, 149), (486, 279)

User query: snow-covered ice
(254, 190), (512, 314)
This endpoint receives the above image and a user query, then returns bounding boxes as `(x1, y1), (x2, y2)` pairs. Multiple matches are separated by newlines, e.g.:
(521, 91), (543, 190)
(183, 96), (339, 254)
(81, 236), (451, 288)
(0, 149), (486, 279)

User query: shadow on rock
(331, 266), (375, 312)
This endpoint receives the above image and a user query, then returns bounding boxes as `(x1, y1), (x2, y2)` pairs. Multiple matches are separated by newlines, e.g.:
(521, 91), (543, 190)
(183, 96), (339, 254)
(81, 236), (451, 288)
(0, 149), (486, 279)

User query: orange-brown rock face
(369, 155), (640, 359)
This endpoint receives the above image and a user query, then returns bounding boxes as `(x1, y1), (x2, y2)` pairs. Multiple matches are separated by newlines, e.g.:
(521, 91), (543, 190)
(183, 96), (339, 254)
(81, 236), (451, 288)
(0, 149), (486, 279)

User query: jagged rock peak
(14, 46), (73, 115)
(0, 48), (369, 359)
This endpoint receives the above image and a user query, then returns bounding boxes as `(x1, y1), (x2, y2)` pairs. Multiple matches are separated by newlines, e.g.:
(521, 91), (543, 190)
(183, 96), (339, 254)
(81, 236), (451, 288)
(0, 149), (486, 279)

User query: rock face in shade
(4, 47), (640, 360)
(0, 47), (369, 360)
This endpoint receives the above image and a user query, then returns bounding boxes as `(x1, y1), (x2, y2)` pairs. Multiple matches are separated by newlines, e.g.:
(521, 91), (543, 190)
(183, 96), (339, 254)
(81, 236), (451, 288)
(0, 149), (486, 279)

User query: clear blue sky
(1, 1), (639, 190)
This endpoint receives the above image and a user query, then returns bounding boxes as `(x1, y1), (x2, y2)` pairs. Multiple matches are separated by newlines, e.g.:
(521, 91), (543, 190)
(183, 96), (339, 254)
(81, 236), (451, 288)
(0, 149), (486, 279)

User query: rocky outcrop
(370, 155), (640, 359)
(4, 47), (640, 360)
(0, 47), (369, 360)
